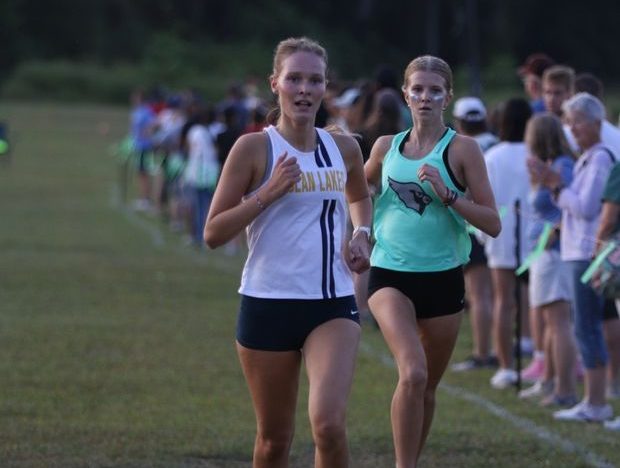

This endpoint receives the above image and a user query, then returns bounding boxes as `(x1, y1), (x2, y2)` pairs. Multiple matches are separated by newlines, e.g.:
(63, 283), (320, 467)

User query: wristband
(443, 188), (458, 207)
(353, 226), (371, 238)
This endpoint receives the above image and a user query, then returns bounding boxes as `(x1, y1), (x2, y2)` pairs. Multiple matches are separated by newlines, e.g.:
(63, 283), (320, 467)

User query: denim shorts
(529, 250), (570, 308)
(567, 260), (607, 369)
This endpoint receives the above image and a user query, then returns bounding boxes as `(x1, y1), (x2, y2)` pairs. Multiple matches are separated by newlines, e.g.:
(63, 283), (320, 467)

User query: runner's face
(271, 51), (326, 123)
(403, 71), (450, 122)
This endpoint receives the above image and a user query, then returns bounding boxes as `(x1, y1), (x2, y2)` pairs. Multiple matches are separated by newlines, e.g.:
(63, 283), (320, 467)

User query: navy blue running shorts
(368, 266), (465, 319)
(237, 295), (360, 351)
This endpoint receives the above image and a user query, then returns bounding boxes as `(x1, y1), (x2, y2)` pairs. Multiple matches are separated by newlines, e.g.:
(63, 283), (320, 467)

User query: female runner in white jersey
(364, 56), (500, 467)
(204, 37), (372, 468)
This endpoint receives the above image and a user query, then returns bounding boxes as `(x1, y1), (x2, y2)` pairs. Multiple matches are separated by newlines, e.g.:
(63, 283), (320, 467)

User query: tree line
(1, 0), (618, 99)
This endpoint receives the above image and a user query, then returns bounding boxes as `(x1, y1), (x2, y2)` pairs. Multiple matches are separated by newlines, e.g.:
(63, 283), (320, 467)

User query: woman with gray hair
(529, 92), (616, 422)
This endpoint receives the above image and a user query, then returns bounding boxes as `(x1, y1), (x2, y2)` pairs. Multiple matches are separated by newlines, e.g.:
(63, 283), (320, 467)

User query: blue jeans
(191, 187), (213, 245)
(567, 260), (607, 368)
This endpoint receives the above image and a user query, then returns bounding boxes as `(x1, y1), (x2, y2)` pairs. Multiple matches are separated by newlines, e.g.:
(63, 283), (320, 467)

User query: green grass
(1, 102), (619, 467)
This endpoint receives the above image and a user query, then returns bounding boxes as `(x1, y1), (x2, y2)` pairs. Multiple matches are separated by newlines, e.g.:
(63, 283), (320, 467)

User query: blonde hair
(525, 112), (574, 162)
(402, 55), (453, 95)
(542, 65), (575, 94)
(271, 37), (328, 80)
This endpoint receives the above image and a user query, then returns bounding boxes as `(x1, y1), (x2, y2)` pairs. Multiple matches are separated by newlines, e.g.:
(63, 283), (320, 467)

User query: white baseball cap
(453, 97), (487, 122)
(333, 88), (361, 108)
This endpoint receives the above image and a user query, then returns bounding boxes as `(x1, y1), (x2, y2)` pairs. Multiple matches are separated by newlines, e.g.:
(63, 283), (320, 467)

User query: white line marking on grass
(439, 385), (615, 468)
(109, 186), (165, 248)
(171, 243), (243, 274)
(359, 342), (615, 468)
(109, 185), (243, 274)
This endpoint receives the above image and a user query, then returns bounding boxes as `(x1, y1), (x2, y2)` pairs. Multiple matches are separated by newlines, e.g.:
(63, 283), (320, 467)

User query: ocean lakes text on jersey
(290, 169), (346, 193)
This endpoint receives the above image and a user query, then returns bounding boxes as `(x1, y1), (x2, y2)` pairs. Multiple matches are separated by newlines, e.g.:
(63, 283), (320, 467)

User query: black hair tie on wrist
(443, 188), (458, 207)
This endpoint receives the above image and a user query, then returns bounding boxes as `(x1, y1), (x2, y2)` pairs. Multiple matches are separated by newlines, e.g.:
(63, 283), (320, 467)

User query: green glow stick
(580, 241), (617, 284)
(516, 223), (553, 275)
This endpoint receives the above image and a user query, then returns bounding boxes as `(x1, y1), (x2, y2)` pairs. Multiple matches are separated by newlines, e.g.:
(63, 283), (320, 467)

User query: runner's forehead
(280, 51), (326, 76)
(405, 70), (447, 88)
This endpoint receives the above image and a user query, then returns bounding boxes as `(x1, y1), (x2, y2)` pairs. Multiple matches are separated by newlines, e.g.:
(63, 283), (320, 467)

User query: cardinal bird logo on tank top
(388, 177), (433, 215)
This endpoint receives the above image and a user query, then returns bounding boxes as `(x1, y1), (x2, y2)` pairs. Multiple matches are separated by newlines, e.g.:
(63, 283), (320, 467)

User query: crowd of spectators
(121, 55), (620, 429)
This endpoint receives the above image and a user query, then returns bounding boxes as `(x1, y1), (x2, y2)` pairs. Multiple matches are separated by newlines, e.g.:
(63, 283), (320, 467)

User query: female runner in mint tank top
(364, 55), (500, 467)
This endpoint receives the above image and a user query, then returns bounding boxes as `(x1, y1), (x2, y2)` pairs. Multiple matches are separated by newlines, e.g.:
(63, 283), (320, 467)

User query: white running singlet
(239, 126), (354, 299)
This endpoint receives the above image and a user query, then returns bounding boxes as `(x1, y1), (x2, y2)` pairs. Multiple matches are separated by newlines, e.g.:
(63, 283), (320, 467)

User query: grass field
(1, 102), (619, 467)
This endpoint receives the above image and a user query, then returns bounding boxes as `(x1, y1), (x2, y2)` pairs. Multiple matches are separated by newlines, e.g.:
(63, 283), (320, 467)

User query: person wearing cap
(452, 97), (498, 153)
(450, 97), (499, 373)
(332, 87), (363, 133)
(518, 53), (555, 114)
(482, 98), (534, 390)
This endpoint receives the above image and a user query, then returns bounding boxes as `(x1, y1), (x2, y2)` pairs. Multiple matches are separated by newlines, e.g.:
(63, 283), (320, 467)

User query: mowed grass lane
(0, 102), (617, 467)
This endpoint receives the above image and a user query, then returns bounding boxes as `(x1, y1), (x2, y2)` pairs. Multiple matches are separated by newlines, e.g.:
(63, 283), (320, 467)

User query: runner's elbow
(203, 226), (223, 249)
(487, 218), (501, 238)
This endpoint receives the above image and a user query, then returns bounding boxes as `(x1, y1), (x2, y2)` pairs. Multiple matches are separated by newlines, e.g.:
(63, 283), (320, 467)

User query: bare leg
(530, 305), (545, 356)
(491, 268), (516, 369)
(138, 174), (151, 202)
(152, 169), (166, 214)
(542, 322), (554, 382)
(463, 264), (493, 359)
(237, 344), (302, 468)
(543, 301), (577, 398)
(417, 312), (463, 456)
(520, 283), (532, 351)
(369, 288), (426, 468)
(304, 318), (360, 468)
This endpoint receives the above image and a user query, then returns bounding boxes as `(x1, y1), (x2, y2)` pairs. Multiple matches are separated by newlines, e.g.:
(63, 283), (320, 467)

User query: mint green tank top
(371, 127), (472, 272)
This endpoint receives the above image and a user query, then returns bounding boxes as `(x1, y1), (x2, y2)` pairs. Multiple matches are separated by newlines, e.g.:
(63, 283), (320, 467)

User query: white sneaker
(518, 380), (553, 400)
(553, 401), (613, 422)
(490, 368), (518, 389)
(604, 417), (620, 431)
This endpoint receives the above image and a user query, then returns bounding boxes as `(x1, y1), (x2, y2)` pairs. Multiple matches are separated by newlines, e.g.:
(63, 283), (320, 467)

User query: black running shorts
(237, 295), (360, 351)
(368, 266), (465, 319)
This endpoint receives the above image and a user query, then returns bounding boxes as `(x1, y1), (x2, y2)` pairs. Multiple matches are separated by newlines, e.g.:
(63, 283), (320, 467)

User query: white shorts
(529, 249), (571, 308)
